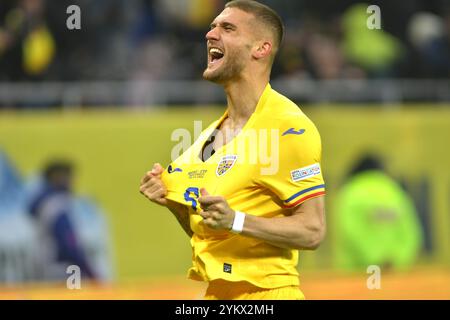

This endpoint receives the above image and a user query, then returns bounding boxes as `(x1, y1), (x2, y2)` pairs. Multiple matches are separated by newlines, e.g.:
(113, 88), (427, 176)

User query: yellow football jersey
(161, 83), (325, 289)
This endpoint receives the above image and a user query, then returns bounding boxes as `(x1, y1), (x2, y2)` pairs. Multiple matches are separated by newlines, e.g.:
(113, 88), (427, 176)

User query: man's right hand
(139, 163), (168, 206)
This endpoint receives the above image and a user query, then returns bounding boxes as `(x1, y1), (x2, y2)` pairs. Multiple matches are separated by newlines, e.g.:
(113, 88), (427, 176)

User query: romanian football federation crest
(216, 155), (238, 177)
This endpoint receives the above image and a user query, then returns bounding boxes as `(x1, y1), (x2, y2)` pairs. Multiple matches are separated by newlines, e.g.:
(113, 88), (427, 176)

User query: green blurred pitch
(0, 105), (449, 280)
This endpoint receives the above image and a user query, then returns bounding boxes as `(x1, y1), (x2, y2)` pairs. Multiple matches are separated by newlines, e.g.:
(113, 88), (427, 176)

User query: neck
(223, 72), (269, 127)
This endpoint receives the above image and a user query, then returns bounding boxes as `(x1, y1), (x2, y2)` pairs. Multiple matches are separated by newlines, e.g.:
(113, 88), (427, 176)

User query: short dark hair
(43, 161), (73, 182)
(349, 154), (384, 177)
(225, 0), (284, 50)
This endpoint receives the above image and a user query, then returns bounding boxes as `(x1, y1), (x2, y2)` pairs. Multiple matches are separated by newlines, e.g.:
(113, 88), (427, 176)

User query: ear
(252, 41), (272, 60)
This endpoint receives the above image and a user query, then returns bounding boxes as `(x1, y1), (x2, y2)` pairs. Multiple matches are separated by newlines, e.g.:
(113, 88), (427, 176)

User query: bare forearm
(241, 214), (325, 250)
(166, 201), (193, 238)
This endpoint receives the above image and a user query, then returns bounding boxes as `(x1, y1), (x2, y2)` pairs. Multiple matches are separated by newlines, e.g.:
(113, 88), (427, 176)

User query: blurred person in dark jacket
(28, 161), (96, 281)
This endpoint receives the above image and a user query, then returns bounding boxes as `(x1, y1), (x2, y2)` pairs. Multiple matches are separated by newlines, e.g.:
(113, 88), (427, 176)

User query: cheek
(242, 42), (254, 58)
(247, 46), (257, 59)
(228, 43), (251, 61)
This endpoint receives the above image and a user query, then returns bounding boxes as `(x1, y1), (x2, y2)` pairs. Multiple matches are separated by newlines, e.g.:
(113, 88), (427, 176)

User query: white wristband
(231, 211), (246, 234)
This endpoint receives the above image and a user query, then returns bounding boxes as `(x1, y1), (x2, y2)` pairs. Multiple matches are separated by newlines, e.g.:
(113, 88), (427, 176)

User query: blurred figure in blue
(0, 149), (39, 283)
(28, 161), (96, 281)
(334, 154), (424, 272)
(0, 149), (24, 209)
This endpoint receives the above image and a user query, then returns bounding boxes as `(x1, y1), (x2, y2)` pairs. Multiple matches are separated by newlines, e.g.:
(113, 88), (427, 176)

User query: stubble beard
(203, 52), (246, 84)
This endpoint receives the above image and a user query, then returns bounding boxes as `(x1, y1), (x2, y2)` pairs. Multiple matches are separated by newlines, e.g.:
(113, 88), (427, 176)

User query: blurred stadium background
(0, 0), (449, 299)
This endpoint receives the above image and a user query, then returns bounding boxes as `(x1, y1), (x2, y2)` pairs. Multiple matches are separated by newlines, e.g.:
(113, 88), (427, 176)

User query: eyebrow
(210, 21), (237, 30)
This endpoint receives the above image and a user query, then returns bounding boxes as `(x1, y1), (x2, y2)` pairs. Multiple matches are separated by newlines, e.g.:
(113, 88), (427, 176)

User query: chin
(203, 69), (223, 83)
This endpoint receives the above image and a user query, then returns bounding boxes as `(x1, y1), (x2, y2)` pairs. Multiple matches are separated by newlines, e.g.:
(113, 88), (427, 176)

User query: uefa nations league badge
(216, 155), (238, 177)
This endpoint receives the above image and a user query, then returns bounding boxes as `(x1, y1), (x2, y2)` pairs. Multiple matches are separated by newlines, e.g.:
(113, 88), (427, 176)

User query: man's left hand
(198, 188), (235, 230)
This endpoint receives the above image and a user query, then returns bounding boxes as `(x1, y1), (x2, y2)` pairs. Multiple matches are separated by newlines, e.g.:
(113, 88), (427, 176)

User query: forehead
(212, 7), (254, 27)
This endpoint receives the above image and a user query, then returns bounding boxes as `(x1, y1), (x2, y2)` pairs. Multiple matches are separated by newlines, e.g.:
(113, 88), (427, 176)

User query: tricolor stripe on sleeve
(283, 184), (325, 208)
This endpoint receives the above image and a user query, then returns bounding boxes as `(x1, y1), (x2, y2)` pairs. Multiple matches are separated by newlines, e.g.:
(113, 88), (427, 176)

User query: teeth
(209, 48), (223, 55)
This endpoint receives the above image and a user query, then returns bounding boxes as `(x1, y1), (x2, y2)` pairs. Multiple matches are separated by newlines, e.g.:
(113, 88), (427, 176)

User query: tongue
(212, 52), (224, 60)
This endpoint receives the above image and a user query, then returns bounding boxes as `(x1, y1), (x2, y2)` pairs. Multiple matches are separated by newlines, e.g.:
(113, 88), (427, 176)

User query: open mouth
(209, 47), (225, 65)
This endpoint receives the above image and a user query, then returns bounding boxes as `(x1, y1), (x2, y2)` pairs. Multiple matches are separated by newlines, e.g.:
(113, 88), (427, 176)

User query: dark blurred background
(1, 0), (450, 106)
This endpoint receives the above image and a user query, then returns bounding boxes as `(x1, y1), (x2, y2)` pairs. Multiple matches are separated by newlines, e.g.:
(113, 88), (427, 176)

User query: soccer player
(140, 0), (325, 300)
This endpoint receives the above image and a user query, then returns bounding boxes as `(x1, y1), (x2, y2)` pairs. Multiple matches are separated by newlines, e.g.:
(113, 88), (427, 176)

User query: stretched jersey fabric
(161, 83), (325, 289)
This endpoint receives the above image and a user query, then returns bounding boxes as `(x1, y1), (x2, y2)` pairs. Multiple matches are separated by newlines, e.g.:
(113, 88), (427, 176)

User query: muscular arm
(199, 188), (326, 250)
(241, 196), (326, 250)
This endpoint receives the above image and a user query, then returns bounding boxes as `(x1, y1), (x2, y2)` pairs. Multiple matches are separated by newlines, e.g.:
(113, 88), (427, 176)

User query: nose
(205, 27), (219, 42)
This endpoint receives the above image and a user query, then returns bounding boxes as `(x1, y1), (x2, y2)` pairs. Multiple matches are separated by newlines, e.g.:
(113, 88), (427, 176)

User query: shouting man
(140, 0), (326, 300)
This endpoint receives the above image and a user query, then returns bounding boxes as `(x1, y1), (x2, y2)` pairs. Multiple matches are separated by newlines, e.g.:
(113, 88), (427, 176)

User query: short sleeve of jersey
(256, 114), (325, 208)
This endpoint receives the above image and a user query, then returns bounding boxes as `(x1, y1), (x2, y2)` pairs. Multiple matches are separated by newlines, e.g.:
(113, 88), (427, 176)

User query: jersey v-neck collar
(199, 83), (272, 162)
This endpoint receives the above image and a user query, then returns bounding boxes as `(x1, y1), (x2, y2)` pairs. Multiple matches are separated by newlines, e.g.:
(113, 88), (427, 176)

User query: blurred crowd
(0, 0), (450, 83)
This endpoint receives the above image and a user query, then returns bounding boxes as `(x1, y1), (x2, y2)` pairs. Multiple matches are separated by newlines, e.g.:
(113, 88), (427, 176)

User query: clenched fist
(198, 188), (236, 230)
(139, 163), (168, 206)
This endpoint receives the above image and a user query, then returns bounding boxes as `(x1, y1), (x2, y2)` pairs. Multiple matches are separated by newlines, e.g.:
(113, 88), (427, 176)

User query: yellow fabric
(204, 279), (305, 300)
(161, 83), (325, 289)
(23, 25), (55, 75)
(188, 0), (217, 28)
